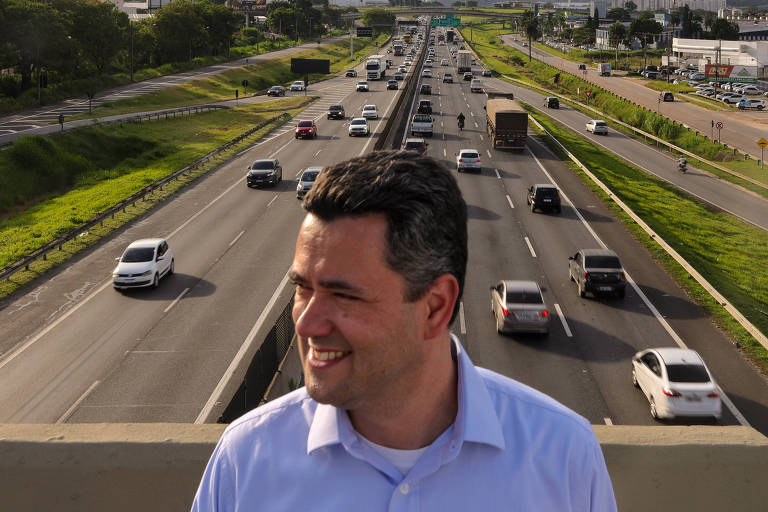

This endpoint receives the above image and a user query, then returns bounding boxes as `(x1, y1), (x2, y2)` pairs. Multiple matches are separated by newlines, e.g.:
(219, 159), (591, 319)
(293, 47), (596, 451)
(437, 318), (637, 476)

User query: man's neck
(348, 338), (458, 450)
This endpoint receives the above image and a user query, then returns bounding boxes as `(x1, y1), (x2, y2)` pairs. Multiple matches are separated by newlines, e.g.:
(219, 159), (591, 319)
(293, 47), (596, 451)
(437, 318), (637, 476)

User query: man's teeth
(312, 349), (347, 361)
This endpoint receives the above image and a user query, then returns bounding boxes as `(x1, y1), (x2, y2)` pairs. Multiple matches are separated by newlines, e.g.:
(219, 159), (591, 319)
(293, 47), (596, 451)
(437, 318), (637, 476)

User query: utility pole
(130, 19), (134, 82)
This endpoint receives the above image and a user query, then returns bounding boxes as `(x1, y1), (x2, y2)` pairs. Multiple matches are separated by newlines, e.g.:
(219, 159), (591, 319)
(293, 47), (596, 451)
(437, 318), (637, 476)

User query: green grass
(533, 42), (664, 71)
(0, 96), (313, 298)
(526, 107), (768, 376)
(68, 34), (388, 121)
(461, 22), (768, 191)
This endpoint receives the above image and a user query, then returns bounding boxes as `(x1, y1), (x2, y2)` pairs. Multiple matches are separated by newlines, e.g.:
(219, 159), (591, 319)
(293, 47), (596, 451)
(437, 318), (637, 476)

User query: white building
(607, 0), (725, 12)
(673, 37), (765, 79)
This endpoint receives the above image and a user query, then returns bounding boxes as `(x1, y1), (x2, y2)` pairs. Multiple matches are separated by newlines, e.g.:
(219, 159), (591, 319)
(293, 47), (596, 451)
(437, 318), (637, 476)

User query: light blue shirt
(192, 337), (617, 511)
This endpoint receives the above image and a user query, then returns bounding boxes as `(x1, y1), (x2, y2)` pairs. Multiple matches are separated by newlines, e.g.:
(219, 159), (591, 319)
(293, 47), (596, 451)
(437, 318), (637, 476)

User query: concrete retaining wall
(1, 424), (766, 511)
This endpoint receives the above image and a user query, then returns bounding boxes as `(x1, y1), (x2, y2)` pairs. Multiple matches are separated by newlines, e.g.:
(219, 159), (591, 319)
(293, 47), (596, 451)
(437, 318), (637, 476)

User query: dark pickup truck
(327, 104), (345, 120)
(568, 249), (626, 299)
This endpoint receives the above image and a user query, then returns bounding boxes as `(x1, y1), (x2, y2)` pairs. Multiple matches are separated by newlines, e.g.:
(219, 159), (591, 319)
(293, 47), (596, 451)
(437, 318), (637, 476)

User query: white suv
(290, 80), (305, 91)
(585, 119), (608, 135)
(456, 149), (482, 173)
(348, 117), (370, 136)
(113, 239), (174, 290)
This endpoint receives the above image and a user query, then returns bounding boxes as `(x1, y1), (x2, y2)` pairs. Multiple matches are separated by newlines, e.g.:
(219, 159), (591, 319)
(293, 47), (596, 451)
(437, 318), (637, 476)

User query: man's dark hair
(303, 150), (467, 323)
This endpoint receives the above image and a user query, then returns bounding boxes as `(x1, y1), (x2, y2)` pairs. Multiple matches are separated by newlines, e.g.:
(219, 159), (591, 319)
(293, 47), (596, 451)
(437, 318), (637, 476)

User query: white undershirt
(359, 436), (429, 476)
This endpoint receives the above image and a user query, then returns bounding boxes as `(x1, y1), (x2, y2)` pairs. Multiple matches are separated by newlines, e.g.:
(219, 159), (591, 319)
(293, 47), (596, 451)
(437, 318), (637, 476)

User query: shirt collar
(306, 334), (506, 454)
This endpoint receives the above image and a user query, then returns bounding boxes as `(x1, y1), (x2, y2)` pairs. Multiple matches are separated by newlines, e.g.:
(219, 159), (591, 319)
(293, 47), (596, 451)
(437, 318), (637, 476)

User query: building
(738, 22), (768, 42)
(607, 0), (724, 11)
(590, 0), (607, 18)
(673, 37), (765, 79)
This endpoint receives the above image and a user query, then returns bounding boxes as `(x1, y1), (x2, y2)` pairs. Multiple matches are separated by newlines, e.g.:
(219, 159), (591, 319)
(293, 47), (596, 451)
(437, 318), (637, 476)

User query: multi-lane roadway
(1, 31), (767, 435)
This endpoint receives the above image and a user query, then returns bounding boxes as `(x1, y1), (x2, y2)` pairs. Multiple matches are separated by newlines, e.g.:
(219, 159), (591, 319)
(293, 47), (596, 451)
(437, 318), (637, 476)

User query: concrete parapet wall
(1, 424), (766, 511)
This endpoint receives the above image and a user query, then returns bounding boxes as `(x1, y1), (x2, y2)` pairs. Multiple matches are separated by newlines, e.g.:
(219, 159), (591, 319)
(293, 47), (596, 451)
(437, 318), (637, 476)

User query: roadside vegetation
(69, 33), (389, 120)
(527, 107), (768, 376)
(534, 42), (664, 71)
(0, 96), (313, 297)
(461, 22), (768, 193)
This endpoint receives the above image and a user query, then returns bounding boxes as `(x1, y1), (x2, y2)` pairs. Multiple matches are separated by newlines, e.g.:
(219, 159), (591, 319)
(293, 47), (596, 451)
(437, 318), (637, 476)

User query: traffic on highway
(1, 19), (767, 436)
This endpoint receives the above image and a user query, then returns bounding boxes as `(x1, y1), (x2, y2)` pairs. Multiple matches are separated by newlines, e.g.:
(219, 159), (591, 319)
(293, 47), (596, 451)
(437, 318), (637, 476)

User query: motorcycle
(458, 118), (465, 131)
(678, 161), (687, 173)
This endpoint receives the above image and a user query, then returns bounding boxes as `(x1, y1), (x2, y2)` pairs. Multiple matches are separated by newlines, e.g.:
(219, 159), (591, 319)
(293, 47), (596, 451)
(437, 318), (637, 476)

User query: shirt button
(400, 483), (410, 495)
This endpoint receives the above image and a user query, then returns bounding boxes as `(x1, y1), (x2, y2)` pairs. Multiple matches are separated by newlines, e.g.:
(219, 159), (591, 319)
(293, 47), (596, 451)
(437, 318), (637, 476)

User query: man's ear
(423, 274), (460, 339)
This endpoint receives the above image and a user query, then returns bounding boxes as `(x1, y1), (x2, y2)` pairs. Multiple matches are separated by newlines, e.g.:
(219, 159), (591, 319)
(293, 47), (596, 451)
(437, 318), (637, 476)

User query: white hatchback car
(290, 80), (305, 91)
(362, 104), (378, 119)
(422, 69), (433, 78)
(632, 348), (721, 420)
(113, 239), (174, 290)
(356, 81), (369, 92)
(456, 149), (482, 173)
(585, 119), (608, 135)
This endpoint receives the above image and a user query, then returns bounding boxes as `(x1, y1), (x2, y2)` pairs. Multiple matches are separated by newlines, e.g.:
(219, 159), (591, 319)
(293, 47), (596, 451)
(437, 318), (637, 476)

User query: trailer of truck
(597, 63), (611, 76)
(486, 98), (528, 150)
(457, 50), (473, 73)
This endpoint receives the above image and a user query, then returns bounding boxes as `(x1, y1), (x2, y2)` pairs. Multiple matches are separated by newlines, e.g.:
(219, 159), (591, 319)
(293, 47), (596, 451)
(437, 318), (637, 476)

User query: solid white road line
(459, 302), (467, 334)
(506, 194), (514, 209)
(524, 236), (537, 258)
(56, 380), (100, 424)
(164, 288), (190, 314)
(195, 269), (292, 423)
(228, 230), (245, 247)
(267, 194), (278, 207)
(554, 303), (573, 337)
(527, 140), (751, 427)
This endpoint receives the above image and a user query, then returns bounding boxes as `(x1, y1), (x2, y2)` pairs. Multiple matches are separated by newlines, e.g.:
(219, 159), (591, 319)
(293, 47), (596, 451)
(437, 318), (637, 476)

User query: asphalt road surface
(1, 36), (767, 434)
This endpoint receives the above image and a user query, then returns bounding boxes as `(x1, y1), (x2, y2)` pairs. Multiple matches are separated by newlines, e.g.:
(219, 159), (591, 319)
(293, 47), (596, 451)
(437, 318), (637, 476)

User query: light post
(129, 19), (134, 82)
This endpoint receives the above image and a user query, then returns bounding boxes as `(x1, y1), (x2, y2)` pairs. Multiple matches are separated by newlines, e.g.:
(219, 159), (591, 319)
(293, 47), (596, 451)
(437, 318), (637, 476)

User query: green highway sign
(431, 17), (461, 27)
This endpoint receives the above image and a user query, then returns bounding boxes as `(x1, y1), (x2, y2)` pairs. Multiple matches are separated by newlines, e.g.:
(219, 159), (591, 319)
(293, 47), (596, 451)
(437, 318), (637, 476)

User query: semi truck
(446, 29), (455, 42)
(366, 55), (385, 80)
(486, 98), (528, 150)
(597, 63), (611, 76)
(393, 43), (404, 56)
(457, 50), (473, 73)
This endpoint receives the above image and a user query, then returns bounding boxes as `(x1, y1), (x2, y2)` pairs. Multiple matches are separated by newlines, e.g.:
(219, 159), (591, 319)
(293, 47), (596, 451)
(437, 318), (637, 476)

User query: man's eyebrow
(289, 270), (366, 295)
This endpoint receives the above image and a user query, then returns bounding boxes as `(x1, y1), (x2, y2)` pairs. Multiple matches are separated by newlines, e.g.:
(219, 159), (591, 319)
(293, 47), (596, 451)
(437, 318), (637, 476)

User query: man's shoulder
(476, 367), (593, 436)
(223, 387), (316, 439)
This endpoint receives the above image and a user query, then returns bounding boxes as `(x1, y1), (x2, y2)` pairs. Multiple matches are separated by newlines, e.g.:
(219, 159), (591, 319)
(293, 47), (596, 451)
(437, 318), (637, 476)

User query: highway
(1, 31), (767, 434)
(502, 35), (768, 161)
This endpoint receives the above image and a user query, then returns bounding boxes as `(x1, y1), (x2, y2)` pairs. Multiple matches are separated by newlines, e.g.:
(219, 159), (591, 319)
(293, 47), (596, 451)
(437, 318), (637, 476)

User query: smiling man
(191, 151), (616, 511)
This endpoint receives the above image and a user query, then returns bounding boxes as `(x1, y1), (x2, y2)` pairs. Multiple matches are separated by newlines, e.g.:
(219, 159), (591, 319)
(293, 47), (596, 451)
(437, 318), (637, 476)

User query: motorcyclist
(678, 156), (687, 172)
(457, 112), (465, 130)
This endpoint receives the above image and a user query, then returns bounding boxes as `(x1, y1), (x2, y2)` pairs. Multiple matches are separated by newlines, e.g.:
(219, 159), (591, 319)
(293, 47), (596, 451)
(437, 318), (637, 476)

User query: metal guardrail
(97, 104), (230, 129)
(527, 113), (768, 353)
(0, 112), (290, 282)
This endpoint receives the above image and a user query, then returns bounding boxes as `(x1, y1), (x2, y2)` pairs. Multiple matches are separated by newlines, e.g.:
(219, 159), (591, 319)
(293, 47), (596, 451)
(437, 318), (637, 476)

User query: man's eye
(334, 292), (358, 301)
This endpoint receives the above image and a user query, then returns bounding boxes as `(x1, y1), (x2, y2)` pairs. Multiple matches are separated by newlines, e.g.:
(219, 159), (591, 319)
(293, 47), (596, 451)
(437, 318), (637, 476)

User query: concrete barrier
(1, 424), (766, 511)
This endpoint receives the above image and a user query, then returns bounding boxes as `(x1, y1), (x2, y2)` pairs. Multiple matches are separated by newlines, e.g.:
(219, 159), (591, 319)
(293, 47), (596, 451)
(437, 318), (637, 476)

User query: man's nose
(293, 294), (334, 339)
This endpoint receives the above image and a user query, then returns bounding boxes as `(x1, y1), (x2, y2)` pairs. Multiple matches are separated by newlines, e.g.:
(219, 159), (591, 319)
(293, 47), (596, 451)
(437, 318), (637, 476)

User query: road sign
(430, 17), (461, 27)
(758, 138), (768, 149)
(716, 121), (723, 129)
(585, 90), (592, 97)
(356, 27), (372, 37)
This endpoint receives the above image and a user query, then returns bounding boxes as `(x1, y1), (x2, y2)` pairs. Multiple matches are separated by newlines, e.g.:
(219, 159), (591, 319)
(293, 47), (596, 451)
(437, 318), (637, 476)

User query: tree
(69, 0), (129, 75)
(521, 11), (541, 62)
(709, 18), (740, 40)
(572, 26), (595, 46)
(607, 8), (630, 21)
(629, 16), (661, 69)
(703, 11), (716, 31)
(154, 0), (208, 63)
(361, 8), (395, 33)
(608, 21), (626, 70)
(624, 1), (636, 11)
(593, 7), (600, 29)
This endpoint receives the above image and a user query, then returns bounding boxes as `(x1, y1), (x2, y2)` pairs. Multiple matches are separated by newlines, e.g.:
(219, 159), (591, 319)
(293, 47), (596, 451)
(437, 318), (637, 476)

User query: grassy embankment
(526, 107), (768, 375)
(461, 22), (768, 197)
(68, 34), (389, 121)
(0, 96), (312, 298)
(533, 42), (664, 70)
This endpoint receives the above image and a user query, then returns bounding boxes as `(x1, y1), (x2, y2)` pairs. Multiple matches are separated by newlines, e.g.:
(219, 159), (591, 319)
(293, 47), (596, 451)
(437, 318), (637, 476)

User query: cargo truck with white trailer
(366, 55), (385, 80)
(457, 50), (473, 73)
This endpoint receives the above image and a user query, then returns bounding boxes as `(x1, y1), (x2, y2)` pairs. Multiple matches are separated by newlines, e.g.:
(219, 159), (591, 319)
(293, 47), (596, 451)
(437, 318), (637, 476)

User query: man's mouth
(308, 347), (352, 365)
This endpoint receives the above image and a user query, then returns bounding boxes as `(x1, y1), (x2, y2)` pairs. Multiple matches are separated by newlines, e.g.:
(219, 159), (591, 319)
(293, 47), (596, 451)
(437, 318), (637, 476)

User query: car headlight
(297, 183), (302, 191)
(139, 270), (152, 276)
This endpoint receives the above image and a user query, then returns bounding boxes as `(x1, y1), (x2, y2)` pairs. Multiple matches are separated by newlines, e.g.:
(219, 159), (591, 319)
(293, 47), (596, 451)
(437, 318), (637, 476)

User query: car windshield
(250, 160), (275, 170)
(351, 119), (366, 125)
(666, 364), (710, 383)
(270, 87), (281, 90)
(585, 256), (621, 268)
(595, 121), (607, 127)
(301, 171), (319, 182)
(364, 106), (375, 110)
(461, 152), (479, 159)
(329, 106), (342, 111)
(405, 142), (424, 150)
(413, 115), (431, 122)
(506, 291), (544, 305)
(298, 121), (313, 127)
(122, 247), (155, 262)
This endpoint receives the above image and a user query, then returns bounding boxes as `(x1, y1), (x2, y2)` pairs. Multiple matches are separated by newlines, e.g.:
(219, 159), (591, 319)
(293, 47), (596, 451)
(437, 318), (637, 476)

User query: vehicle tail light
(707, 391), (720, 398)
(662, 387), (681, 397)
(458, 158), (463, 162)
(619, 272), (626, 281)
(584, 272), (590, 281)
(538, 310), (549, 318)
(501, 307), (511, 317)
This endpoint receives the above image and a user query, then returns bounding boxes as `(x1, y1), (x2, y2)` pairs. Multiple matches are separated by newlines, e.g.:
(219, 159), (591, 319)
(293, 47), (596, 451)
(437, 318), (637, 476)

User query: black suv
(544, 97), (559, 109)
(568, 249), (626, 298)
(417, 100), (433, 114)
(420, 84), (432, 95)
(327, 104), (345, 120)
(527, 184), (561, 213)
(246, 159), (282, 188)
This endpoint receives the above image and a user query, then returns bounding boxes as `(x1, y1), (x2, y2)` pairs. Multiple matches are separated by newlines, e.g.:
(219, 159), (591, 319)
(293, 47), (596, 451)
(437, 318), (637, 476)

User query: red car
(295, 119), (317, 139)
